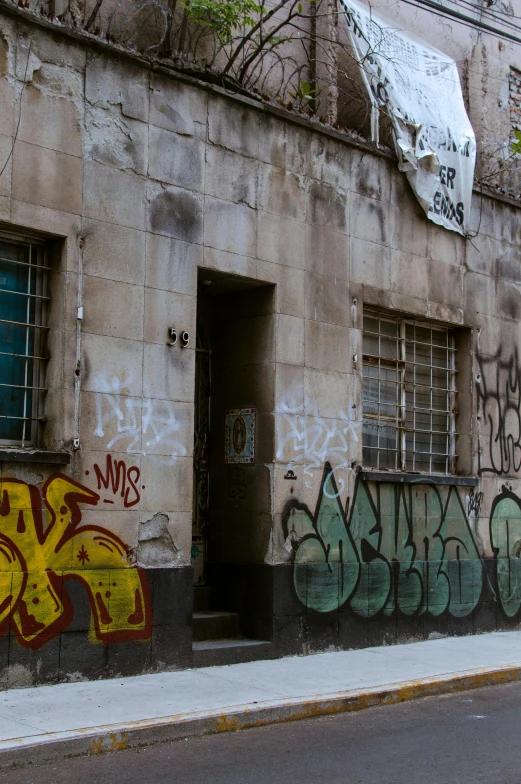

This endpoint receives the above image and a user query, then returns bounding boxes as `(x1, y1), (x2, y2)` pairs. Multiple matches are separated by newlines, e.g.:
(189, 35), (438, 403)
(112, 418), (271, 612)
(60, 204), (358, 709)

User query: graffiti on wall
(466, 488), (483, 520)
(285, 464), (483, 617)
(91, 454), (142, 508)
(276, 390), (360, 495)
(286, 463), (521, 622)
(0, 472), (151, 649)
(94, 373), (187, 465)
(286, 467), (358, 613)
(477, 350), (521, 476)
(490, 485), (521, 617)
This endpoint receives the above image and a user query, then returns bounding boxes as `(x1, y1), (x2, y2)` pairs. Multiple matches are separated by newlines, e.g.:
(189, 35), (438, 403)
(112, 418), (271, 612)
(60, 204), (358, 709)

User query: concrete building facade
(0, 0), (521, 687)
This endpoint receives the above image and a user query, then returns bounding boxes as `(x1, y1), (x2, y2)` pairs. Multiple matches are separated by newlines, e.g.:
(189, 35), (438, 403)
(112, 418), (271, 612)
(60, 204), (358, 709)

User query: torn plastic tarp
(340, 0), (476, 236)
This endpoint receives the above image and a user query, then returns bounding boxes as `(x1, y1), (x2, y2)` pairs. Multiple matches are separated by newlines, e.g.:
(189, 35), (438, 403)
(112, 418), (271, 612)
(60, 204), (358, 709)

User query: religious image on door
(225, 408), (255, 463)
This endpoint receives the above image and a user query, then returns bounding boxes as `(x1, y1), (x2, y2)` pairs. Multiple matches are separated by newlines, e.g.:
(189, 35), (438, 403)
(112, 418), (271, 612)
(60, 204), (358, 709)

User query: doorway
(191, 269), (275, 660)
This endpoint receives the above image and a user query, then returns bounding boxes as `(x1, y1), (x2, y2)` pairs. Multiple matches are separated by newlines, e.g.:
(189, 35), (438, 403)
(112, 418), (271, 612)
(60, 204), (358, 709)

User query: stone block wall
(0, 9), (520, 684)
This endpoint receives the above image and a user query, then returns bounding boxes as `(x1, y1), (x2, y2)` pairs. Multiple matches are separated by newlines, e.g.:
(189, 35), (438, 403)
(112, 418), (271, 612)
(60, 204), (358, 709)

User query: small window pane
(362, 420), (379, 450)
(432, 329), (448, 348)
(432, 388), (449, 411)
(432, 345), (448, 366)
(380, 338), (398, 360)
(363, 316), (379, 355)
(432, 412), (448, 431)
(378, 424), (399, 469)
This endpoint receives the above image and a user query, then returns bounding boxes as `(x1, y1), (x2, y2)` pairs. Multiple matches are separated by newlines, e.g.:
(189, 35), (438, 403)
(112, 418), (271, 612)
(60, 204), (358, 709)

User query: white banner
(341, 0), (476, 236)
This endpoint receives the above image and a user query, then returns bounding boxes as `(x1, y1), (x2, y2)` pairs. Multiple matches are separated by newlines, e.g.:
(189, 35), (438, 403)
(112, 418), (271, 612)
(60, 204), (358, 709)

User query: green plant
(289, 78), (319, 102)
(180, 0), (262, 45)
(511, 129), (521, 156)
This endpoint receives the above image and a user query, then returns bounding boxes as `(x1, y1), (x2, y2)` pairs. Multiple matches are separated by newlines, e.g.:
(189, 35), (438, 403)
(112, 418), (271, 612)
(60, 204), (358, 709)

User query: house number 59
(168, 328), (189, 347)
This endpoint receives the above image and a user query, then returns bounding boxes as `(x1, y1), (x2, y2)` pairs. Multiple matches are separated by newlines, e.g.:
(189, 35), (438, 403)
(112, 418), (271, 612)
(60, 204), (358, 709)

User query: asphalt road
(3, 681), (521, 783)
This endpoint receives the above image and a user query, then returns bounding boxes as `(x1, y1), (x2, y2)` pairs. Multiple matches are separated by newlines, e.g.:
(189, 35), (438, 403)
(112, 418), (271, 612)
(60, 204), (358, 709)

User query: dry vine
(16, 0), (391, 140)
(477, 136), (521, 197)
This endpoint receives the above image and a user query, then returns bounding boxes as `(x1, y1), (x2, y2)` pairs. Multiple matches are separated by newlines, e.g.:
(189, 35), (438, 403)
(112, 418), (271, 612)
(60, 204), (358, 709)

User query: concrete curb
(2, 663), (521, 769)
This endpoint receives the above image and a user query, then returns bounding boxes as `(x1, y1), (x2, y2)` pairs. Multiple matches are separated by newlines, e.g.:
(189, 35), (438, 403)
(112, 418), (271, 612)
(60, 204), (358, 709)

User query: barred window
(0, 234), (49, 447)
(362, 310), (456, 474)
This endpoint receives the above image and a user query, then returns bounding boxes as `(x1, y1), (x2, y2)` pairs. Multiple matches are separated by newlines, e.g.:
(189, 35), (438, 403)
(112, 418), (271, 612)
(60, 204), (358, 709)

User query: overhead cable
(399, 0), (521, 44)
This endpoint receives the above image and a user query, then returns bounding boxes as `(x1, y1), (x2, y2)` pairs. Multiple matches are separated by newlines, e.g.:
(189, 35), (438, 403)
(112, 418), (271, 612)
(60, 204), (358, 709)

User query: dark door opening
(192, 299), (211, 586)
(191, 269), (275, 664)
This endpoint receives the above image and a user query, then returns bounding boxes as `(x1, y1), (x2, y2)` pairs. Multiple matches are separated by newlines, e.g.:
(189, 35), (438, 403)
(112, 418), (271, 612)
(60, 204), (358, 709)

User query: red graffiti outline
(0, 472), (152, 649)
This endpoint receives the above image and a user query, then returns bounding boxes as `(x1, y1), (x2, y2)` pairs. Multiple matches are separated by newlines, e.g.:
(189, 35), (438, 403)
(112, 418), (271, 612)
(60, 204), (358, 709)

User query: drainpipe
(73, 235), (84, 455)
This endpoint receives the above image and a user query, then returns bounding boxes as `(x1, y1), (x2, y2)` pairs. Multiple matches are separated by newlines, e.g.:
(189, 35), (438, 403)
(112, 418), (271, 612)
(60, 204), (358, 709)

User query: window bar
(412, 322), (417, 471)
(424, 329), (434, 471)
(0, 256), (52, 271)
(0, 320), (49, 329)
(0, 383), (47, 390)
(0, 288), (49, 299)
(377, 316), (381, 470)
(398, 318), (405, 471)
(0, 413), (41, 421)
(448, 333), (457, 473)
(37, 247), (47, 444)
(32, 244), (40, 447)
(22, 245), (32, 446)
(0, 351), (47, 360)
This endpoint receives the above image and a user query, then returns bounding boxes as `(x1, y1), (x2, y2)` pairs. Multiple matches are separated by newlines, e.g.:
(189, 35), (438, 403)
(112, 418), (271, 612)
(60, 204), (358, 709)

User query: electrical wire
(344, 13), (517, 100)
(399, 0), (521, 44)
(452, 0), (521, 29)
(446, 0), (521, 35)
(340, 0), (521, 93)
(0, 37), (32, 179)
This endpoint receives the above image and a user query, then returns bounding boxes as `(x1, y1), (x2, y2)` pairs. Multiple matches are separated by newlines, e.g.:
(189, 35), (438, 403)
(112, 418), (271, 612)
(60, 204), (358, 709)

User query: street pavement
(0, 631), (521, 768)
(2, 680), (521, 783)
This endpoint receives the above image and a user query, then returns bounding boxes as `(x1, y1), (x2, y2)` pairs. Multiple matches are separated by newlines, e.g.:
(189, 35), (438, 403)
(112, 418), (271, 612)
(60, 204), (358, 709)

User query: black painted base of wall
(207, 560), (521, 658)
(3, 560), (520, 687)
(1, 567), (194, 689)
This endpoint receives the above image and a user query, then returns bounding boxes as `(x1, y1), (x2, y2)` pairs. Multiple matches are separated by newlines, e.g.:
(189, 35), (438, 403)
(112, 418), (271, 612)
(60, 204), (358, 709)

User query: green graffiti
(490, 487), (521, 617)
(286, 464), (483, 618)
(438, 484), (482, 617)
(393, 484), (423, 616)
(287, 467), (359, 613)
(347, 481), (392, 617)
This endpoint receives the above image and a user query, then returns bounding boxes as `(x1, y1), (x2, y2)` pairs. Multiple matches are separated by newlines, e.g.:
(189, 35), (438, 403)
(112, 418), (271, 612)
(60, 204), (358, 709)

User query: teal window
(0, 235), (49, 446)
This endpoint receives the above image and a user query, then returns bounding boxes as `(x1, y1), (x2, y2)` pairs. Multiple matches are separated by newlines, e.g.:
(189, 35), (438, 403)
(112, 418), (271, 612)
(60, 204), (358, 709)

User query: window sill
(360, 470), (478, 487)
(0, 449), (70, 465)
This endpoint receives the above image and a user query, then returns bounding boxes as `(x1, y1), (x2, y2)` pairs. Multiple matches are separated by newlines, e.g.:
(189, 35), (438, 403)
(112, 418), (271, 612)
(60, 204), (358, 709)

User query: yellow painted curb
(1, 664), (520, 769)
(209, 664), (521, 732)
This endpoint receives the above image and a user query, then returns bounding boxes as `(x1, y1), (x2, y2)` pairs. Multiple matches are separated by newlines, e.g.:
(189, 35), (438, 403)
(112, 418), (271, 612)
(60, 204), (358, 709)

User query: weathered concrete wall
(0, 8), (521, 683)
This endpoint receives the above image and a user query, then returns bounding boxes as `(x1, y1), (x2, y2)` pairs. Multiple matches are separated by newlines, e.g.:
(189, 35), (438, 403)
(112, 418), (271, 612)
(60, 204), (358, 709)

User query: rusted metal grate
(362, 309), (456, 474)
(0, 234), (49, 447)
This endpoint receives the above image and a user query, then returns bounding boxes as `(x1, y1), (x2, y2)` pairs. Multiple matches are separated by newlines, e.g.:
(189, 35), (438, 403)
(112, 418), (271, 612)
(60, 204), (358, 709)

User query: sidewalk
(2, 630), (521, 769)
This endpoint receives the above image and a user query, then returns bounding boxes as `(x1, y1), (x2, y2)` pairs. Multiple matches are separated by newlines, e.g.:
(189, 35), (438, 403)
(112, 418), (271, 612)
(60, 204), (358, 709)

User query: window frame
(0, 230), (50, 449)
(362, 308), (457, 475)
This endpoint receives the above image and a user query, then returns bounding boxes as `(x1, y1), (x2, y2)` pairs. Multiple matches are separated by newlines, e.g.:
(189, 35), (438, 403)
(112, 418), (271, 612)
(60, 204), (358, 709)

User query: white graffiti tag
(94, 374), (187, 465)
(275, 391), (360, 495)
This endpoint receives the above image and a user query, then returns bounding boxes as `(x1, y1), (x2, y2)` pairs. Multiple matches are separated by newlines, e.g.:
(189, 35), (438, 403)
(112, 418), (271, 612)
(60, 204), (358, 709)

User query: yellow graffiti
(0, 473), (151, 648)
